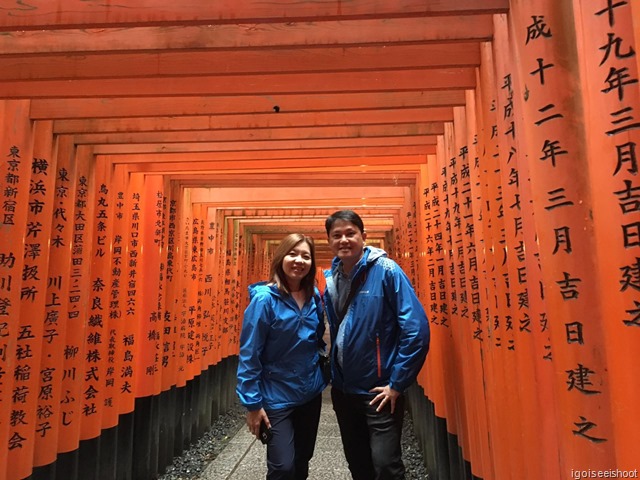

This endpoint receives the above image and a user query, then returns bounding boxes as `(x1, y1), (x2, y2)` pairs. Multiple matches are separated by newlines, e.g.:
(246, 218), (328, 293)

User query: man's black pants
(331, 386), (405, 480)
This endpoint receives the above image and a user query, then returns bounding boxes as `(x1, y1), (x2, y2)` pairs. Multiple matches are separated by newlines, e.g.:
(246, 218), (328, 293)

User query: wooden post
(572, 0), (640, 470)
(80, 151), (110, 443)
(476, 40), (520, 480)
(452, 105), (490, 480)
(464, 88), (496, 480)
(57, 145), (95, 462)
(32, 134), (74, 470)
(509, 0), (617, 472)
(0, 100), (32, 480)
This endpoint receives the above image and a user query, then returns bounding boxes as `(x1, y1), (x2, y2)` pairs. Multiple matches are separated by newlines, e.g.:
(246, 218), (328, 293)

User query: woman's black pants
(264, 394), (323, 480)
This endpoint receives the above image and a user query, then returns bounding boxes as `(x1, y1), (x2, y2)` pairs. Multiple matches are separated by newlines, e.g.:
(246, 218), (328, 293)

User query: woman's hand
(246, 408), (270, 438)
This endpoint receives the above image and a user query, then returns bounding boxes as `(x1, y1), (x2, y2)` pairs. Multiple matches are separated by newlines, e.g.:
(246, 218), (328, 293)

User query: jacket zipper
(376, 334), (382, 378)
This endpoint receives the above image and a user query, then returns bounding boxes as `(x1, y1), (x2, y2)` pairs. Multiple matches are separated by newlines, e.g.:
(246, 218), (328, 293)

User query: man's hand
(369, 385), (401, 413)
(246, 408), (270, 438)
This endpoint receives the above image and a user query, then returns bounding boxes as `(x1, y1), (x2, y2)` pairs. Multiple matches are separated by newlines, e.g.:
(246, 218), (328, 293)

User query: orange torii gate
(0, 1), (639, 480)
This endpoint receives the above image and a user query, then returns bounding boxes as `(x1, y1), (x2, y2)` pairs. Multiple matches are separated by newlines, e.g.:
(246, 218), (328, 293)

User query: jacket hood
(365, 245), (387, 264)
(248, 281), (277, 300)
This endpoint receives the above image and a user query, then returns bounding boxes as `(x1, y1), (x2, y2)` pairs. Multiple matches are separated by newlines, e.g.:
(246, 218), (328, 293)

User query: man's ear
(362, 231), (367, 242)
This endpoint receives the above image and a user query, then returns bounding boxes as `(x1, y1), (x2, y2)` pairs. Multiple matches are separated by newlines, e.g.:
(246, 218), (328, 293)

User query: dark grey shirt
(334, 262), (355, 367)
(334, 263), (353, 317)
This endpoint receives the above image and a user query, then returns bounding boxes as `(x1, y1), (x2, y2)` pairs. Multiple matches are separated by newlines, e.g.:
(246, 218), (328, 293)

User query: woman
(236, 233), (328, 480)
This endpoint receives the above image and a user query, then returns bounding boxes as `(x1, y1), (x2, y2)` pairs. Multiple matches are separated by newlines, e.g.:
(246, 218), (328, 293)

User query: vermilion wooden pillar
(572, 0), (640, 470)
(98, 158), (121, 430)
(161, 179), (181, 395)
(406, 185), (422, 295)
(440, 123), (471, 478)
(16, 120), (55, 473)
(205, 206), (221, 371)
(492, 14), (551, 480)
(415, 163), (431, 396)
(633, 1), (640, 80)
(452, 106), (490, 480)
(476, 41), (520, 480)
(509, 0), (617, 472)
(57, 145), (94, 460)
(109, 164), (137, 417)
(494, 15), (562, 478)
(233, 214), (246, 361)
(433, 136), (460, 467)
(33, 135), (75, 471)
(0, 100), (33, 480)
(192, 202), (206, 378)
(223, 213), (240, 361)
(106, 163), (128, 419)
(205, 206), (219, 372)
(416, 156), (449, 474)
(176, 186), (191, 388)
(463, 90), (495, 480)
(137, 174), (166, 398)
(212, 207), (227, 369)
(9, 120), (52, 480)
(80, 152), (110, 444)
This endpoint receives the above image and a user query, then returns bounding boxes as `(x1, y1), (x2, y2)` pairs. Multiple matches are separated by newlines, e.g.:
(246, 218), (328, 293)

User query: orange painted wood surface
(52, 108), (454, 135)
(0, 44), (481, 82)
(56, 146), (93, 454)
(572, 0), (640, 470)
(32, 134), (74, 468)
(476, 41), (516, 480)
(0, 1), (508, 30)
(16, 121), (55, 470)
(1, 68), (477, 99)
(0, 17), (493, 55)
(509, 0), (618, 472)
(0, 100), (35, 480)
(452, 106), (488, 480)
(491, 14), (545, 480)
(31, 91), (467, 120)
(80, 155), (111, 438)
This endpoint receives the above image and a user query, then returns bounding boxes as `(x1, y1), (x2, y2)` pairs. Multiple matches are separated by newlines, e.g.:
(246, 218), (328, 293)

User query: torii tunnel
(0, 1), (639, 480)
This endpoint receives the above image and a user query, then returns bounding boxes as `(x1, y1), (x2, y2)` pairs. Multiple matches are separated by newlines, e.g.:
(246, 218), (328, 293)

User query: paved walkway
(201, 390), (351, 479)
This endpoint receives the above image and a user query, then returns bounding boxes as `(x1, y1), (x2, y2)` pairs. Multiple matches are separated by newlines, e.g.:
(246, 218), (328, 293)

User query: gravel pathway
(160, 396), (428, 480)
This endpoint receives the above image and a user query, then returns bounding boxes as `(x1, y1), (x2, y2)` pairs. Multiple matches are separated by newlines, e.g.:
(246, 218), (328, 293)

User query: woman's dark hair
(269, 233), (317, 300)
(324, 210), (365, 236)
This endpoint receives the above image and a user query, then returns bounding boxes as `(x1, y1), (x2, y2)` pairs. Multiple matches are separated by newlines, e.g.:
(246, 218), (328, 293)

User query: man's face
(328, 219), (366, 268)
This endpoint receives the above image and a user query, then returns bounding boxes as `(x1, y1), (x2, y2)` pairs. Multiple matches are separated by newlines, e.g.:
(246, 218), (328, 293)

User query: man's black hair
(325, 210), (365, 235)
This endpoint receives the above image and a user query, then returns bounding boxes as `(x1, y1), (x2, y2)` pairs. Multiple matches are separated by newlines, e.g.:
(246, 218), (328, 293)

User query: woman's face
(282, 241), (312, 286)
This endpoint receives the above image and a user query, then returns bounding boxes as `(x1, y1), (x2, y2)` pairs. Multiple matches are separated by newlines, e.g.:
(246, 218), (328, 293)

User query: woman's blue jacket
(236, 282), (327, 411)
(324, 246), (430, 395)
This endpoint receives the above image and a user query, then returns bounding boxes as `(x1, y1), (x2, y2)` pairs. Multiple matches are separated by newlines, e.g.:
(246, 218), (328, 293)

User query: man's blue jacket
(236, 282), (327, 411)
(324, 246), (430, 395)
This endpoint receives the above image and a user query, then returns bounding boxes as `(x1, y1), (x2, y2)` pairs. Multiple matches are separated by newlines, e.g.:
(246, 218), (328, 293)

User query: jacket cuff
(244, 401), (263, 411)
(389, 380), (406, 393)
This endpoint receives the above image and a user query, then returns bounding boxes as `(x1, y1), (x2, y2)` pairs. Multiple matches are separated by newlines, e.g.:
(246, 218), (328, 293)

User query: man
(323, 210), (430, 480)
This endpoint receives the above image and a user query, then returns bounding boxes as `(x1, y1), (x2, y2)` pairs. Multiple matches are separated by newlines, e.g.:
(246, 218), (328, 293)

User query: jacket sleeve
(385, 264), (431, 392)
(236, 291), (272, 410)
